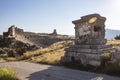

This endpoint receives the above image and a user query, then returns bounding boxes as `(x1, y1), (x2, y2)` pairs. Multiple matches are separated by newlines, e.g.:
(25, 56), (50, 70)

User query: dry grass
(6, 57), (17, 61)
(32, 48), (65, 64)
(0, 54), (6, 61)
(107, 40), (120, 45)
(0, 67), (18, 80)
(20, 40), (73, 65)
(0, 58), (3, 61)
(107, 40), (120, 49)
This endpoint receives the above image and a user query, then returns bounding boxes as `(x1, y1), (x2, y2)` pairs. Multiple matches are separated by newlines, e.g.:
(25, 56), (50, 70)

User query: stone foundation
(62, 43), (113, 66)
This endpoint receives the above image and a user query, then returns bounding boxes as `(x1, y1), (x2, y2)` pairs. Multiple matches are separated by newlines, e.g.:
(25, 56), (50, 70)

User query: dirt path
(0, 61), (120, 80)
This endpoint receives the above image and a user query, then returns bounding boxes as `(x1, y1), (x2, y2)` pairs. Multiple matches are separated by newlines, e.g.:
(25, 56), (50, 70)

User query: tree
(114, 35), (120, 40)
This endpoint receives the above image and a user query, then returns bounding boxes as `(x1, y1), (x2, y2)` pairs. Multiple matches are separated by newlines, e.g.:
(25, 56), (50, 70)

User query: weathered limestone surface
(62, 13), (113, 66)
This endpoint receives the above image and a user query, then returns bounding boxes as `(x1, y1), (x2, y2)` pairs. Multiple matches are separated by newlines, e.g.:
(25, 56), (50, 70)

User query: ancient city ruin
(3, 25), (68, 48)
(1, 25), (69, 57)
(62, 14), (117, 66)
(1, 13), (120, 66)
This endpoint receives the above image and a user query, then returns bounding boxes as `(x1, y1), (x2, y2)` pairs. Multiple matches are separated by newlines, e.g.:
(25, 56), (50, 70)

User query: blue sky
(0, 0), (120, 35)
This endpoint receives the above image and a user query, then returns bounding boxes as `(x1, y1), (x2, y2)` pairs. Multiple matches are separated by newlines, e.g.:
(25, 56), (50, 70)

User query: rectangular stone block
(88, 60), (101, 66)
(76, 48), (102, 53)
(74, 45), (91, 48)
(87, 39), (107, 45)
(70, 44), (112, 49)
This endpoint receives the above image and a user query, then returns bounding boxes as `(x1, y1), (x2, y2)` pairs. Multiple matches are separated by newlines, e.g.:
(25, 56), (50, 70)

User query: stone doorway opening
(94, 26), (101, 32)
(71, 56), (75, 62)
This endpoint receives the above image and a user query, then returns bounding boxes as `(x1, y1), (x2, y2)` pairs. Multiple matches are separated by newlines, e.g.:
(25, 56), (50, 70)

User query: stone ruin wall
(61, 14), (116, 66)
(3, 25), (68, 48)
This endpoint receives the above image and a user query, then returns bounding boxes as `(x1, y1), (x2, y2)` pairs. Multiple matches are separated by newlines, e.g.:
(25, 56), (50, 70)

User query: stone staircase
(15, 32), (64, 48)
(15, 34), (34, 45)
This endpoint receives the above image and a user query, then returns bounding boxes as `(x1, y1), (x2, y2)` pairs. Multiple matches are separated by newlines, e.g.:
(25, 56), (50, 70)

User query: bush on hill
(115, 35), (120, 40)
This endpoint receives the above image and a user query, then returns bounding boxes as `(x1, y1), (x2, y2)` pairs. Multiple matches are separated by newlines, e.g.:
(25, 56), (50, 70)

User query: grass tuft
(0, 67), (18, 80)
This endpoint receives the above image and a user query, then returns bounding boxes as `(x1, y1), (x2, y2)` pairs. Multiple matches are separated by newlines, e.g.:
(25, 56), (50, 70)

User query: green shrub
(0, 67), (18, 80)
(102, 60), (120, 76)
(101, 52), (111, 60)
(7, 50), (15, 57)
(115, 35), (120, 40)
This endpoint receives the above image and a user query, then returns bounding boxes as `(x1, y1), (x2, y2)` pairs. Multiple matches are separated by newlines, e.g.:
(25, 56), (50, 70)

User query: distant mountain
(105, 29), (120, 40)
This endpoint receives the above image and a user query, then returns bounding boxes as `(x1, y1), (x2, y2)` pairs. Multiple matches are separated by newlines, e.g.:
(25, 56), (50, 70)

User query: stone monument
(62, 13), (113, 66)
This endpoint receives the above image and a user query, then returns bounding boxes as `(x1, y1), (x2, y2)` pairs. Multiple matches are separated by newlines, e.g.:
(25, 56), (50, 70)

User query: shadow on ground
(27, 66), (120, 80)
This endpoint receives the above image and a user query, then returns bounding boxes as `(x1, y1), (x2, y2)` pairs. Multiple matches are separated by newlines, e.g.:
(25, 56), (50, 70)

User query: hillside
(15, 40), (120, 65)
(20, 40), (74, 64)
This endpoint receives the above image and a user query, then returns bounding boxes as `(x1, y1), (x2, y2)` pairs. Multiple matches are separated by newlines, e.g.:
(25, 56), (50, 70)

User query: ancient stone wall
(3, 26), (67, 48)
(3, 25), (23, 38)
